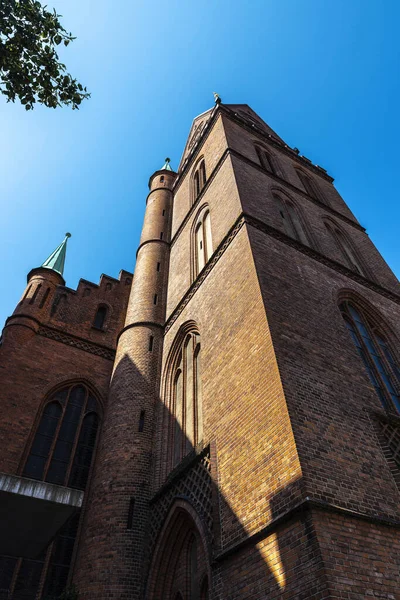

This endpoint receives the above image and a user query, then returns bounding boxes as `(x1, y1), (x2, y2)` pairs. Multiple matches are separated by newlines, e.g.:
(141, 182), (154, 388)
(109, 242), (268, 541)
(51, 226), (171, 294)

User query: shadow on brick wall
(71, 353), (329, 600)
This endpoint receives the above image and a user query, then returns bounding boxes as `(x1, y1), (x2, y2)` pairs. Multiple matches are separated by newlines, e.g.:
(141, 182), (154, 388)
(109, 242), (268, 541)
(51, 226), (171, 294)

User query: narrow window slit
(162, 209), (165, 216)
(39, 287), (51, 309)
(138, 410), (145, 432)
(127, 497), (135, 529)
(153, 294), (158, 305)
(149, 335), (154, 351)
(160, 232), (163, 240)
(157, 262), (161, 272)
(29, 284), (42, 305)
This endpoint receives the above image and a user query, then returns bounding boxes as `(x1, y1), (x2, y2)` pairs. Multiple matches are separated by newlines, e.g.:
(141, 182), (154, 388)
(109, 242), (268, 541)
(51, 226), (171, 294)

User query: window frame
(22, 383), (101, 489)
(273, 192), (311, 247)
(340, 301), (400, 414)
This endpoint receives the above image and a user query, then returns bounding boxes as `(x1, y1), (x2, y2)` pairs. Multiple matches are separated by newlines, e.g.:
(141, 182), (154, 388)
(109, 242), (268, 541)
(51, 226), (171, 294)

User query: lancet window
(193, 207), (213, 277)
(0, 384), (100, 599)
(296, 168), (326, 204)
(340, 301), (400, 413)
(192, 159), (207, 202)
(255, 145), (277, 175)
(326, 222), (365, 276)
(273, 193), (310, 246)
(93, 304), (108, 329)
(166, 329), (203, 473)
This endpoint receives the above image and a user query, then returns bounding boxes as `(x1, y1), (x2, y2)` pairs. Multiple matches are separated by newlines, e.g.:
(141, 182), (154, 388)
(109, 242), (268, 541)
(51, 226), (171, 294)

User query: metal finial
(165, 157), (170, 164)
(65, 232), (72, 238)
(213, 92), (221, 104)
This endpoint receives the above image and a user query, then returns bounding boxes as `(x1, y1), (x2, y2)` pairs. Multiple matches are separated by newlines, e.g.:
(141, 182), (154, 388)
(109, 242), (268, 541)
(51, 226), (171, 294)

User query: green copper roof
(41, 233), (71, 276)
(161, 157), (173, 171)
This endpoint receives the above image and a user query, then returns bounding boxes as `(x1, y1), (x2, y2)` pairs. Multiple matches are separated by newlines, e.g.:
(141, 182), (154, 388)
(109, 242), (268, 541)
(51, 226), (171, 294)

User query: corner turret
(2, 234), (72, 345)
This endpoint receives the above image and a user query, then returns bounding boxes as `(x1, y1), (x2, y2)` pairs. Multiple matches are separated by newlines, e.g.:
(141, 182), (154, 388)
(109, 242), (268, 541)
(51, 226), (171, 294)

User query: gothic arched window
(193, 207), (213, 277)
(296, 168), (326, 204)
(2, 384), (100, 599)
(93, 305), (108, 330)
(273, 193), (310, 246)
(326, 222), (365, 276)
(340, 302), (400, 413)
(166, 329), (203, 473)
(23, 383), (99, 489)
(192, 159), (207, 203)
(255, 145), (277, 175)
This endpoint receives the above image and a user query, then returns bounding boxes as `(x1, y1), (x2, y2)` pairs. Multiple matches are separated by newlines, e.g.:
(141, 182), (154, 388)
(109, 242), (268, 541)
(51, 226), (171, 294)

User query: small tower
(74, 161), (178, 599)
(2, 233), (71, 345)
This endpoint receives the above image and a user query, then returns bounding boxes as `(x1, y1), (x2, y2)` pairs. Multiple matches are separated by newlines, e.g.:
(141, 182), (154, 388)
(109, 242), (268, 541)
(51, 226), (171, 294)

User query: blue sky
(1, 0), (399, 328)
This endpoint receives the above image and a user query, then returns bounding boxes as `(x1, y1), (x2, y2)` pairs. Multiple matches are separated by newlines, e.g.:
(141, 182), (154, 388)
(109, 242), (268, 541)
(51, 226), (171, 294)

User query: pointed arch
(191, 204), (213, 280)
(295, 167), (327, 205)
(255, 143), (278, 175)
(338, 291), (400, 414)
(324, 217), (367, 276)
(161, 322), (203, 479)
(5, 381), (102, 600)
(93, 304), (108, 330)
(147, 499), (211, 600)
(271, 188), (313, 247)
(191, 156), (207, 204)
(22, 381), (101, 488)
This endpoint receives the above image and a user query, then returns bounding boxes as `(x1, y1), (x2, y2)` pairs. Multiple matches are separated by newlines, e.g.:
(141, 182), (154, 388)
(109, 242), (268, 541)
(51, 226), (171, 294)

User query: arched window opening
(340, 302), (400, 413)
(29, 283), (42, 305)
(23, 384), (100, 489)
(23, 401), (62, 480)
(273, 194), (310, 246)
(11, 384), (100, 600)
(193, 209), (213, 277)
(166, 330), (203, 475)
(194, 171), (200, 198)
(199, 160), (206, 188)
(326, 223), (365, 275)
(296, 169), (325, 203)
(160, 175), (165, 183)
(93, 305), (107, 330)
(173, 367), (183, 467)
(192, 160), (207, 202)
(256, 145), (276, 174)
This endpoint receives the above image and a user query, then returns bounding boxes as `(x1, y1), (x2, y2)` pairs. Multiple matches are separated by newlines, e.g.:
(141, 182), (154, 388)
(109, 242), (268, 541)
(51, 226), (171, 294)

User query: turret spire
(41, 233), (71, 276)
(161, 157), (173, 171)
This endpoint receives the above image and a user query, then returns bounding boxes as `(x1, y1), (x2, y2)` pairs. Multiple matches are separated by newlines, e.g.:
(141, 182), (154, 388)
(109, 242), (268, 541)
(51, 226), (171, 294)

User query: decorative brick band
(117, 321), (164, 343)
(38, 326), (115, 361)
(165, 212), (400, 334)
(214, 496), (400, 564)
(245, 214), (400, 305)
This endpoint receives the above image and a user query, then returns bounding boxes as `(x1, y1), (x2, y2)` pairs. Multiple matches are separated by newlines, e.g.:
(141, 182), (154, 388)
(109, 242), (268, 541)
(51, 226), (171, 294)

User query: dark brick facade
(0, 102), (399, 599)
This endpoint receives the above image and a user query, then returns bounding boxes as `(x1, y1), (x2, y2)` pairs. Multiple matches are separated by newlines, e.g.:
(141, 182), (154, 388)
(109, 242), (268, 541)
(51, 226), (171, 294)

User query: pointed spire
(41, 233), (71, 276)
(161, 157), (173, 171)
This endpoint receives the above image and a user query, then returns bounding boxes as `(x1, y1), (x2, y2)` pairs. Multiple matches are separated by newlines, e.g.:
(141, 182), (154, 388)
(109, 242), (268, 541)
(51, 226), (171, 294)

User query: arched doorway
(147, 500), (211, 600)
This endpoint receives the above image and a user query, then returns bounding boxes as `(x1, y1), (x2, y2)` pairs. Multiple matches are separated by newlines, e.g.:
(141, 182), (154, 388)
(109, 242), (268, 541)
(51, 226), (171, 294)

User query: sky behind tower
(1, 0), (399, 328)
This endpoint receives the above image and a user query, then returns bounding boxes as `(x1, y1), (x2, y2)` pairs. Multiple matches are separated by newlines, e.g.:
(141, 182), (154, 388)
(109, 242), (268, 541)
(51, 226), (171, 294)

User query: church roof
(41, 233), (71, 276)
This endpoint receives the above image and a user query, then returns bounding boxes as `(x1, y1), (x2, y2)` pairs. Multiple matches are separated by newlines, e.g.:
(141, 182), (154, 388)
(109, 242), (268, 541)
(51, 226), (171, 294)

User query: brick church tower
(1, 99), (400, 599)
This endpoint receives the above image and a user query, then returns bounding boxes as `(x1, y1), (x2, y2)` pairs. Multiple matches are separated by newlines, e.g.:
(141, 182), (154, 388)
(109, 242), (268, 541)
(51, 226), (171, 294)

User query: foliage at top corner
(0, 0), (90, 110)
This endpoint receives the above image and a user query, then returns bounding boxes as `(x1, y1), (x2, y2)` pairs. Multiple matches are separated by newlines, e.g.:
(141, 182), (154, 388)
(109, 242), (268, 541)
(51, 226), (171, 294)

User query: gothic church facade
(1, 101), (399, 599)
